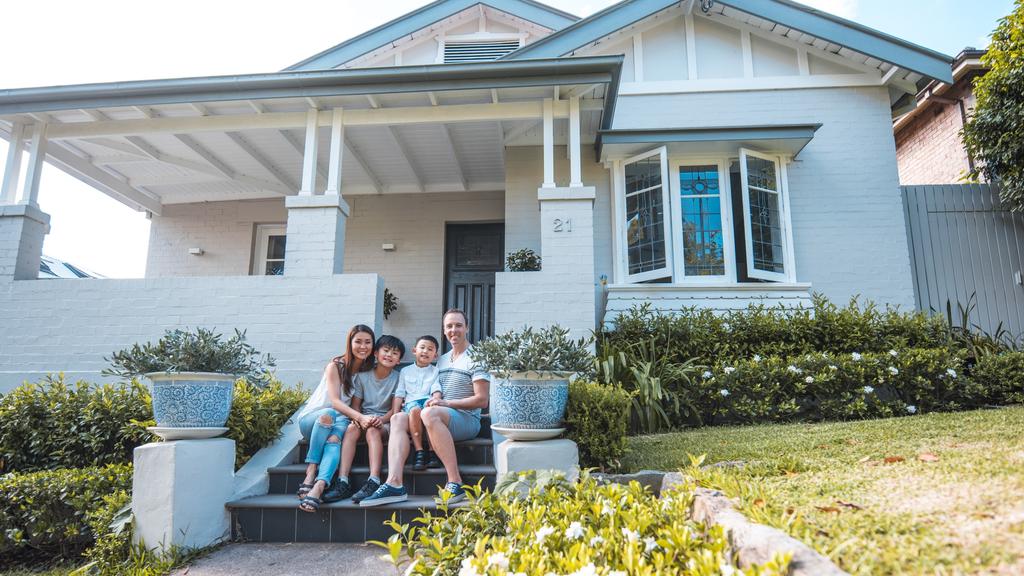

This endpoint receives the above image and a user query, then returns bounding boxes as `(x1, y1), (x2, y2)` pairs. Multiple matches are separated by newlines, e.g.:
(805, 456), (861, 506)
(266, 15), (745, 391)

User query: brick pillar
(0, 204), (50, 282)
(283, 195), (348, 277)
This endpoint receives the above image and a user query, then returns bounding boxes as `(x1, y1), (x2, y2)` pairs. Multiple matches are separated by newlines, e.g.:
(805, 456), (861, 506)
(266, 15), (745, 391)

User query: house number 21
(553, 218), (572, 232)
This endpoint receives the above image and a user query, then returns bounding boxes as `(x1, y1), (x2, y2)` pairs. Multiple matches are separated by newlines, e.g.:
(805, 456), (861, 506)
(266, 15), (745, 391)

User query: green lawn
(624, 405), (1024, 575)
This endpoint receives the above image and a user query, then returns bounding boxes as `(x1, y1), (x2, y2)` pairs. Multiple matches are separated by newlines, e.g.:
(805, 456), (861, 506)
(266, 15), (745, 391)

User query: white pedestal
(132, 438), (235, 552)
(496, 438), (580, 485)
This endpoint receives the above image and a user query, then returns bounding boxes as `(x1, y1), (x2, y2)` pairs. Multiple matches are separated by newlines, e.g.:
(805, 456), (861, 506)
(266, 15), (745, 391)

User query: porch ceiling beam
(45, 100), (603, 139)
(386, 125), (425, 193)
(440, 124), (468, 192)
(428, 92), (439, 106)
(248, 100), (329, 185)
(503, 120), (540, 144)
(43, 139), (163, 214)
(345, 138), (383, 194)
(193, 103), (299, 191)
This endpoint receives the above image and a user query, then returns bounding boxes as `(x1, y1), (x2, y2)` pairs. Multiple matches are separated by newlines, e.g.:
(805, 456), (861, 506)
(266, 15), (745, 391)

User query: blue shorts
(402, 397), (428, 413)
(444, 408), (481, 441)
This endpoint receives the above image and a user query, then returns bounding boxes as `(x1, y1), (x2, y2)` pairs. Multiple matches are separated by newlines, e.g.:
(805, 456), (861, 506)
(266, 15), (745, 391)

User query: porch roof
(596, 124), (820, 160)
(0, 56), (621, 213)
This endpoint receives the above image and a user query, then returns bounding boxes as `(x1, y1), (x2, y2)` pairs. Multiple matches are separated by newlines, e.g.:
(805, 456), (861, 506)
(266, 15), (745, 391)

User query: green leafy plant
(970, 351), (1024, 405)
(0, 464), (132, 559)
(473, 325), (594, 378)
(383, 288), (399, 320)
(505, 248), (541, 272)
(103, 327), (276, 386)
(224, 379), (308, 468)
(939, 293), (1019, 359)
(0, 375), (152, 474)
(565, 380), (631, 471)
(375, 472), (789, 575)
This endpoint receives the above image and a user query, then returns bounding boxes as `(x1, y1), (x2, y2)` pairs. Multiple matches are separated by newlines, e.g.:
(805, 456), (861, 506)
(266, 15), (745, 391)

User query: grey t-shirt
(352, 369), (400, 417)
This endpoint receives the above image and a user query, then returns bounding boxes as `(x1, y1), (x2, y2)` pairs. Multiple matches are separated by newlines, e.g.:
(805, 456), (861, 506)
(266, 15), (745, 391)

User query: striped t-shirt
(436, 346), (491, 419)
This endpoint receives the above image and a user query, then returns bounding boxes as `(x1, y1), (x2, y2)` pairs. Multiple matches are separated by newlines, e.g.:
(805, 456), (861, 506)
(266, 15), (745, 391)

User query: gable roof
(504, 0), (953, 83)
(286, 0), (579, 71)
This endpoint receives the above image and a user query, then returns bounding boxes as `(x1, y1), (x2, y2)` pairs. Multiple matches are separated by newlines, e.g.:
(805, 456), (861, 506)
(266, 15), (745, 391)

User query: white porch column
(569, 96), (583, 188)
(299, 108), (320, 196)
(542, 98), (555, 188)
(1, 122), (26, 205)
(284, 194), (349, 277)
(20, 123), (47, 207)
(325, 108), (345, 196)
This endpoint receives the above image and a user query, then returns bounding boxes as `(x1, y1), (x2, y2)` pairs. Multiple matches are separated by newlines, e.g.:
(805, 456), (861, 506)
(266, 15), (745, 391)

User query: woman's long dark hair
(337, 324), (375, 396)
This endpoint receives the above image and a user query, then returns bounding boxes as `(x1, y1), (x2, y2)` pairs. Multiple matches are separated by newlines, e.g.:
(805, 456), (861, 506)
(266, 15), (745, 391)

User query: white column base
(496, 438), (580, 485)
(132, 438), (235, 553)
(0, 203), (50, 281)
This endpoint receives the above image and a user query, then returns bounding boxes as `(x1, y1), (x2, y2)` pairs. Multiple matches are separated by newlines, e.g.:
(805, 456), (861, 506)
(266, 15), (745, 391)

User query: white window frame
(738, 148), (793, 282)
(616, 146), (674, 284)
(668, 158), (736, 284)
(252, 224), (286, 276)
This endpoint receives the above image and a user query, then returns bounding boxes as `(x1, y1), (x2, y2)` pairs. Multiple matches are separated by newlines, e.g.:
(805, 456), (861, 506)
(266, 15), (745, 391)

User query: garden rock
(592, 470), (666, 495)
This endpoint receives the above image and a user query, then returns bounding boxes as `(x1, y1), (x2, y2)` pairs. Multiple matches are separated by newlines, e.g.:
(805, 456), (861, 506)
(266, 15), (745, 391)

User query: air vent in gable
(443, 40), (521, 63)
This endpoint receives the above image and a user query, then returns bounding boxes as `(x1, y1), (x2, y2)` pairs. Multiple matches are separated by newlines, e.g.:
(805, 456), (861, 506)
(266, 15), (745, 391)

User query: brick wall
(895, 83), (977, 185)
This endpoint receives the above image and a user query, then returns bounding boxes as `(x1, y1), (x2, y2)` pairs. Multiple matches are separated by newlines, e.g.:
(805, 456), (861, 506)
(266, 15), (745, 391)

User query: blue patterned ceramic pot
(491, 371), (570, 431)
(146, 372), (236, 429)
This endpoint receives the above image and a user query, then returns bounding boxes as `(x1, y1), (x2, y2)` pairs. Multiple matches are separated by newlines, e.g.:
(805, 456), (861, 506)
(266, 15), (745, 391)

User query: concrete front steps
(227, 417), (495, 543)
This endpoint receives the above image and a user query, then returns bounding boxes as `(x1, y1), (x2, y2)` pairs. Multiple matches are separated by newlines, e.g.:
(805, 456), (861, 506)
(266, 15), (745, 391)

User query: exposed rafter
(503, 120), (540, 144)
(192, 103), (298, 192)
(385, 126), (425, 193)
(439, 124), (468, 191)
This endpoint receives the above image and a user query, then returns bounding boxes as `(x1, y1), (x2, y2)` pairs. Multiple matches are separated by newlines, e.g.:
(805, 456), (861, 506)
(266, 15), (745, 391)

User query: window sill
(606, 282), (812, 293)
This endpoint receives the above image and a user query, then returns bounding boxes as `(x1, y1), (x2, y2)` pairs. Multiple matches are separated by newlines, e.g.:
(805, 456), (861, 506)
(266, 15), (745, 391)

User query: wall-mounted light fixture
(382, 243), (396, 252)
(188, 247), (205, 256)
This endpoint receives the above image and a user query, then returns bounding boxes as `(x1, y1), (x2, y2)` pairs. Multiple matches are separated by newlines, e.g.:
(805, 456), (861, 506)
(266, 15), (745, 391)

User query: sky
(0, 0), (1014, 278)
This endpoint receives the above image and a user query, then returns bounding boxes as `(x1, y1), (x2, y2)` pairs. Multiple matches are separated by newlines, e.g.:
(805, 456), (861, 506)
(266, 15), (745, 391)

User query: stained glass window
(624, 152), (669, 278)
(742, 152), (786, 279)
(678, 165), (725, 276)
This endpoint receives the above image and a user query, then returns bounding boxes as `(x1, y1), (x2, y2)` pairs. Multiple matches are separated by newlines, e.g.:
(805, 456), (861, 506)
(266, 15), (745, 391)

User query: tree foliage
(962, 0), (1024, 211)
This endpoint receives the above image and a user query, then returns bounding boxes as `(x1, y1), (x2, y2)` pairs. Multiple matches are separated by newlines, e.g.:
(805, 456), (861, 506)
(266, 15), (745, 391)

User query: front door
(444, 223), (504, 350)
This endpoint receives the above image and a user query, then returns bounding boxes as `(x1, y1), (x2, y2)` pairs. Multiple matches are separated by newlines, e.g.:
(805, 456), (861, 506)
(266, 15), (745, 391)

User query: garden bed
(624, 405), (1024, 575)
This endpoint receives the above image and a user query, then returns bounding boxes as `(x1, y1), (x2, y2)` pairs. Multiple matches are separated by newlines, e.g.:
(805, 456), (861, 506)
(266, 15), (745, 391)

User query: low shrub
(565, 381), (631, 471)
(0, 376), (151, 474)
(602, 295), (951, 368)
(701, 348), (973, 425)
(0, 376), (307, 473)
(0, 464), (132, 559)
(377, 472), (789, 575)
(970, 351), (1024, 405)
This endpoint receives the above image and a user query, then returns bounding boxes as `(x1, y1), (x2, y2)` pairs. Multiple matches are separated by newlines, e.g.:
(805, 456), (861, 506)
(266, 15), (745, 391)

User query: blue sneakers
(358, 482), (408, 507)
(437, 481), (466, 504)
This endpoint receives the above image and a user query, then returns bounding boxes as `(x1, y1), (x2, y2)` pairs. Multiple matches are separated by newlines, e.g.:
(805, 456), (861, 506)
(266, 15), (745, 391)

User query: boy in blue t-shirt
(395, 335), (441, 470)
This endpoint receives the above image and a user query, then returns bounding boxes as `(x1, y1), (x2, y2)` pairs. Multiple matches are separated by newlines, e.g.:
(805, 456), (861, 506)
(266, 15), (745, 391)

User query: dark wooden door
(444, 223), (504, 350)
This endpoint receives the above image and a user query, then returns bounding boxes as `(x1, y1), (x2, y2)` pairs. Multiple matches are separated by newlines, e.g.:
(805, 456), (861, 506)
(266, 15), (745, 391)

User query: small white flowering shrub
(376, 473), (789, 576)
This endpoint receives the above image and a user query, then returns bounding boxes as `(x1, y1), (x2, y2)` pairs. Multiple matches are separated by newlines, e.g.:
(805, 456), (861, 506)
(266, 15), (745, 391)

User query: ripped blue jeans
(298, 407), (351, 485)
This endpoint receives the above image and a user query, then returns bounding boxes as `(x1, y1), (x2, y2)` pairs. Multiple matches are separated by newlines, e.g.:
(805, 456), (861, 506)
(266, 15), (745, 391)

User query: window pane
(679, 166), (725, 276)
(748, 188), (785, 274)
(267, 235), (286, 260)
(745, 156), (778, 192)
(625, 187), (667, 275)
(625, 156), (662, 193)
(265, 260), (285, 275)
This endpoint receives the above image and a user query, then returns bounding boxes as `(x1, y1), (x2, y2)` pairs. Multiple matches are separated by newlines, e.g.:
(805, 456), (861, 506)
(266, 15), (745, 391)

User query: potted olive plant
(104, 328), (275, 440)
(473, 325), (592, 440)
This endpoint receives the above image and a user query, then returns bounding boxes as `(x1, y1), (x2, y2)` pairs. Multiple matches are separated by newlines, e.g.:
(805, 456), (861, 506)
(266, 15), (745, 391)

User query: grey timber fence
(902, 183), (1024, 338)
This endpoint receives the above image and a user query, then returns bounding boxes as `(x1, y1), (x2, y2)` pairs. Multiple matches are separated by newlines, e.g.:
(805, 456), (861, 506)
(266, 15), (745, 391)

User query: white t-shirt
(395, 363), (440, 404)
(436, 346), (491, 419)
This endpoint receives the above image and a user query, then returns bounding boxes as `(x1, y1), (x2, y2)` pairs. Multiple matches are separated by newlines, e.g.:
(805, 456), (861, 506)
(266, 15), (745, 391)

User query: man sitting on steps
(360, 308), (491, 506)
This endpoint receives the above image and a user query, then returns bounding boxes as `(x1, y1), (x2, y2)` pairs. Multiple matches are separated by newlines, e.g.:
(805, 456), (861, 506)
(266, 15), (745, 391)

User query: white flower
(888, 366), (899, 375)
(487, 552), (510, 570)
(852, 352), (862, 361)
(828, 365), (838, 371)
(458, 557), (482, 576)
(609, 572), (628, 576)
(535, 525), (556, 545)
(753, 354), (762, 362)
(946, 368), (957, 378)
(621, 527), (640, 542)
(724, 366), (736, 374)
(787, 365), (801, 374)
(889, 349), (899, 357)
(906, 405), (917, 414)
(567, 564), (597, 576)
(601, 502), (614, 516)
(719, 389), (730, 397)
(720, 563), (737, 576)
(644, 536), (658, 552)
(702, 370), (713, 379)
(590, 535), (605, 546)
(565, 521), (584, 540)
(862, 385), (874, 394)
(805, 376), (814, 384)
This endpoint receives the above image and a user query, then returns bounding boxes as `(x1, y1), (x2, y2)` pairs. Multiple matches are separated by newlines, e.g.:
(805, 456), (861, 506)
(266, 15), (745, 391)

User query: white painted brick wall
(0, 274), (382, 393)
(0, 205), (49, 281)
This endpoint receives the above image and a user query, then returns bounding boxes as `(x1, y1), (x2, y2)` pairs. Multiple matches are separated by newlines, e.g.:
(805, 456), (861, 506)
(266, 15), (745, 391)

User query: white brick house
(0, 0), (953, 391)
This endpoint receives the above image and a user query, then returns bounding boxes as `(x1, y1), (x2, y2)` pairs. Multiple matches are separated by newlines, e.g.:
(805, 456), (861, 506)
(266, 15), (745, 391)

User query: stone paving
(169, 542), (402, 576)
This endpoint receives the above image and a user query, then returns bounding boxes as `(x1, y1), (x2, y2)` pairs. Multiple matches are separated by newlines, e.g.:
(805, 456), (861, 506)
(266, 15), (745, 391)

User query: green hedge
(565, 380), (631, 471)
(0, 464), (133, 558)
(698, 348), (976, 425)
(970, 351), (1024, 405)
(0, 376), (307, 474)
(602, 295), (951, 367)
